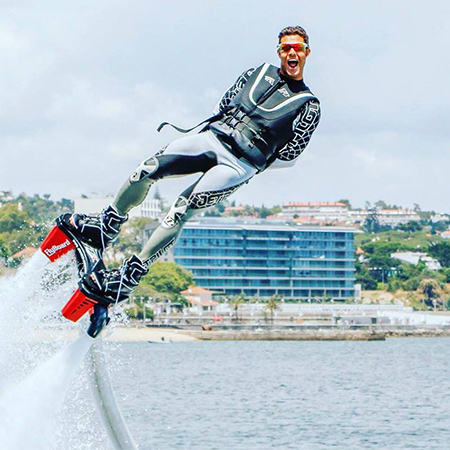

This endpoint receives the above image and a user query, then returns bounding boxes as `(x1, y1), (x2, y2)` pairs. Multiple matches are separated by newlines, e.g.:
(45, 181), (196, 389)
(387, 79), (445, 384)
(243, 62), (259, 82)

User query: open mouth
(288, 59), (299, 69)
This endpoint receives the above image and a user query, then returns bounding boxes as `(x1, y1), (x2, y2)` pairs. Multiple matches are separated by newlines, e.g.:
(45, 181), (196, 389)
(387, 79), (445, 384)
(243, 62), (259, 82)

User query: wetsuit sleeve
(268, 100), (321, 169)
(213, 68), (257, 114)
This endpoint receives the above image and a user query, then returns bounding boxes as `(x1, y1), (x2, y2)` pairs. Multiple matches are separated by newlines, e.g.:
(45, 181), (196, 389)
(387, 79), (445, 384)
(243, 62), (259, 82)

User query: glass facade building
(173, 218), (358, 301)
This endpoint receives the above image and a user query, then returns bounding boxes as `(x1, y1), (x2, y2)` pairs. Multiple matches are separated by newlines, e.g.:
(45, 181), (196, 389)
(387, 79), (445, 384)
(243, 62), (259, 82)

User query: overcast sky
(1, 0), (449, 211)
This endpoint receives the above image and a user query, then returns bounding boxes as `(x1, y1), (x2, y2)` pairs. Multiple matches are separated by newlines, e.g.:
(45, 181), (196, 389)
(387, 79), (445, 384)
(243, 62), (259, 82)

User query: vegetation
(2, 191), (450, 312)
(229, 293), (246, 322)
(134, 261), (193, 303)
(0, 192), (192, 312)
(124, 298), (155, 321)
(418, 278), (443, 310)
(355, 223), (450, 309)
(0, 193), (73, 262)
(428, 242), (450, 268)
(264, 295), (281, 323)
(105, 217), (155, 263)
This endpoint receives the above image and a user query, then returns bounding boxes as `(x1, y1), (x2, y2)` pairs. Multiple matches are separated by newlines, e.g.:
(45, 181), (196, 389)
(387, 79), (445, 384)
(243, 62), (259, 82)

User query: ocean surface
(106, 338), (450, 450)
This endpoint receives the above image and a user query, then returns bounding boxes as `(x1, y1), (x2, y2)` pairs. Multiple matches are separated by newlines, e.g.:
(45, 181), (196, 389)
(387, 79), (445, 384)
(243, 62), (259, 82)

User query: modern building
(74, 194), (162, 219)
(172, 218), (359, 301)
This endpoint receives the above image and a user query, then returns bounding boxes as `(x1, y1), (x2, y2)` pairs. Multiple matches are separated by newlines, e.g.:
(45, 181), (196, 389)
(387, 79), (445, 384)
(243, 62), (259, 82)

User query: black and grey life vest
(209, 63), (318, 171)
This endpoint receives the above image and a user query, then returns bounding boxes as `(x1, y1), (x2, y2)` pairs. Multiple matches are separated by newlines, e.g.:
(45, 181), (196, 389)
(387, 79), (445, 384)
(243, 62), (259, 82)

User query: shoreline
(28, 324), (450, 343)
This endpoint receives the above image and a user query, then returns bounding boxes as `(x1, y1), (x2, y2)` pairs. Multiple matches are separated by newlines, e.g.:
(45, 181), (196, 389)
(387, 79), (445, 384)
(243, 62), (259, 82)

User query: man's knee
(129, 156), (159, 183)
(162, 195), (190, 229)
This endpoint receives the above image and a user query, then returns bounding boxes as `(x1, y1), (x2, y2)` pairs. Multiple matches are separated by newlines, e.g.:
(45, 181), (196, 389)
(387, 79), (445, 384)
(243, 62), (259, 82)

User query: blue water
(108, 338), (450, 450)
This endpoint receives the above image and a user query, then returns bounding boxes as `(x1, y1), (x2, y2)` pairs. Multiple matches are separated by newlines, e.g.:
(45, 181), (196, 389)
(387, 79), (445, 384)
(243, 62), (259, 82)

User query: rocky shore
(182, 328), (386, 341)
(105, 324), (450, 342)
(30, 324), (450, 343)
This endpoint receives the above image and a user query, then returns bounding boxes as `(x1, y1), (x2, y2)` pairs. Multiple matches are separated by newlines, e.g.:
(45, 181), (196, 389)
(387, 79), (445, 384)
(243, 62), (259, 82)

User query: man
(69, 25), (321, 307)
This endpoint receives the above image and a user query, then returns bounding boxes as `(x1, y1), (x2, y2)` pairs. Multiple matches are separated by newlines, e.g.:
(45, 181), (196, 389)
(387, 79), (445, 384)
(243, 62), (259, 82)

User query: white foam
(0, 334), (94, 450)
(0, 253), (109, 449)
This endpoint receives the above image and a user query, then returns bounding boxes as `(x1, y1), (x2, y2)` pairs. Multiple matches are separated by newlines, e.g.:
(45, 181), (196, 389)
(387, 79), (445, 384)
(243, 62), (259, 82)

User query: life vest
(209, 63), (318, 171)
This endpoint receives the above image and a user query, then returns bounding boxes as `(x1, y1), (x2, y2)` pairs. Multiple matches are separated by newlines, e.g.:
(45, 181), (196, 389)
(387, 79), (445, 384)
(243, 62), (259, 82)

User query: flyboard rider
(68, 26), (321, 310)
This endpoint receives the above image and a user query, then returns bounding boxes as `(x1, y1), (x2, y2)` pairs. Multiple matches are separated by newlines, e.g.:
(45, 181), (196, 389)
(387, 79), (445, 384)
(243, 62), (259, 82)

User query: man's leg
(82, 160), (255, 336)
(70, 133), (219, 250)
(138, 162), (256, 264)
(113, 144), (219, 216)
(82, 161), (255, 305)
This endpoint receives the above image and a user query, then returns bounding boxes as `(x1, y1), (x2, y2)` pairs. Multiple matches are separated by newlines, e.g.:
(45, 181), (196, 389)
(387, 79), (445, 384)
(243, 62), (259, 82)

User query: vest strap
(157, 108), (231, 134)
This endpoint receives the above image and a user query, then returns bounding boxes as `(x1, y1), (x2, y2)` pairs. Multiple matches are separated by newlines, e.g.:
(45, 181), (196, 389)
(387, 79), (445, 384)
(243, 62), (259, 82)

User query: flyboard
(41, 214), (138, 449)
(40, 213), (112, 337)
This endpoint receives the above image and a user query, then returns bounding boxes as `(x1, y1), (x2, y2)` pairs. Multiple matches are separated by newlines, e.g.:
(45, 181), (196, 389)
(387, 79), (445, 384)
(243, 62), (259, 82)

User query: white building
(348, 209), (421, 226)
(181, 286), (220, 314)
(281, 202), (422, 227)
(282, 202), (349, 222)
(74, 194), (162, 219)
(391, 251), (441, 271)
(431, 213), (450, 223)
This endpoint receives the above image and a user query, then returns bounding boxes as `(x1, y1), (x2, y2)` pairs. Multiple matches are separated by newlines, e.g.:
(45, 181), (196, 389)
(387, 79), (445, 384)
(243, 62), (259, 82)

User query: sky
(1, 0), (449, 211)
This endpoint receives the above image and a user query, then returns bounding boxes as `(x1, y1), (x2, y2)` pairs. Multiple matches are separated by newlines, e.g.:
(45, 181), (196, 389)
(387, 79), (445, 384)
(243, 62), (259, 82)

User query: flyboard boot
(39, 205), (130, 337)
(60, 254), (147, 338)
(82, 255), (148, 337)
(68, 205), (128, 252)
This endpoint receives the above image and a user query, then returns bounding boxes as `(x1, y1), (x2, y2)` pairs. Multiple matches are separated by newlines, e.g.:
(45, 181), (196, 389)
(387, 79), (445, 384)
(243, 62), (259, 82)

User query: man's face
(278, 34), (310, 81)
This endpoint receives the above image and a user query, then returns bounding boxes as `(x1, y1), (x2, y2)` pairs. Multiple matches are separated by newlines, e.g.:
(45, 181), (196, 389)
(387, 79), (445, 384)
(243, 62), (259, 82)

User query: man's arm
(213, 68), (256, 114)
(268, 100), (321, 169)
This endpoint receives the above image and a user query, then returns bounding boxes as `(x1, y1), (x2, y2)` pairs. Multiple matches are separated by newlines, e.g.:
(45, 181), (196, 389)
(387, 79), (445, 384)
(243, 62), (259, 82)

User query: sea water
(109, 338), (450, 450)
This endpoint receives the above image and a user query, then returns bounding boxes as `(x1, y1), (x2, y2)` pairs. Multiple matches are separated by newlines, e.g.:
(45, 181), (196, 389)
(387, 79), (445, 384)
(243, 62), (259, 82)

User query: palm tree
(418, 278), (442, 311)
(229, 293), (246, 322)
(264, 295), (281, 324)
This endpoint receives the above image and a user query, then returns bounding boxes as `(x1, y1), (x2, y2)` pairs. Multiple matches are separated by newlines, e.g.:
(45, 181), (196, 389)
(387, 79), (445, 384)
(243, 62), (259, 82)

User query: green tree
(264, 295), (281, 324)
(418, 278), (443, 310)
(355, 260), (377, 290)
(428, 242), (450, 268)
(125, 299), (155, 321)
(338, 199), (352, 209)
(374, 200), (389, 210)
(0, 204), (31, 233)
(430, 221), (449, 234)
(0, 237), (8, 262)
(439, 267), (450, 283)
(397, 221), (423, 232)
(229, 293), (246, 322)
(259, 205), (272, 219)
(112, 217), (153, 259)
(363, 210), (381, 233)
(138, 262), (193, 300)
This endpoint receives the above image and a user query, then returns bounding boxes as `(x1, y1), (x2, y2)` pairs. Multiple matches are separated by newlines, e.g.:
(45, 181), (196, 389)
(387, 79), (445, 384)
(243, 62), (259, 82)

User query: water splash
(0, 334), (94, 449)
(0, 252), (111, 449)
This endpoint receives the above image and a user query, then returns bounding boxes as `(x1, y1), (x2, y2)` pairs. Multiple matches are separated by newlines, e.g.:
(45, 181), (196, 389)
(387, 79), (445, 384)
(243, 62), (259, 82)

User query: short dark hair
(278, 26), (309, 45)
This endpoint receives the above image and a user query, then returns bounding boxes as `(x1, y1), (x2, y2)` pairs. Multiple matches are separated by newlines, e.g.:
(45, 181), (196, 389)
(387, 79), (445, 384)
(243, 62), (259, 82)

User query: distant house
(11, 247), (38, 262)
(224, 206), (246, 216)
(181, 286), (219, 313)
(441, 230), (450, 239)
(282, 201), (349, 222)
(349, 209), (421, 226)
(391, 251), (441, 271)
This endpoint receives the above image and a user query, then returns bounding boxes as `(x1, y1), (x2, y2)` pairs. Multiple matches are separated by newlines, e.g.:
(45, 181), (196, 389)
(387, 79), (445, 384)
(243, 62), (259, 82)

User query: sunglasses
(277, 43), (309, 53)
